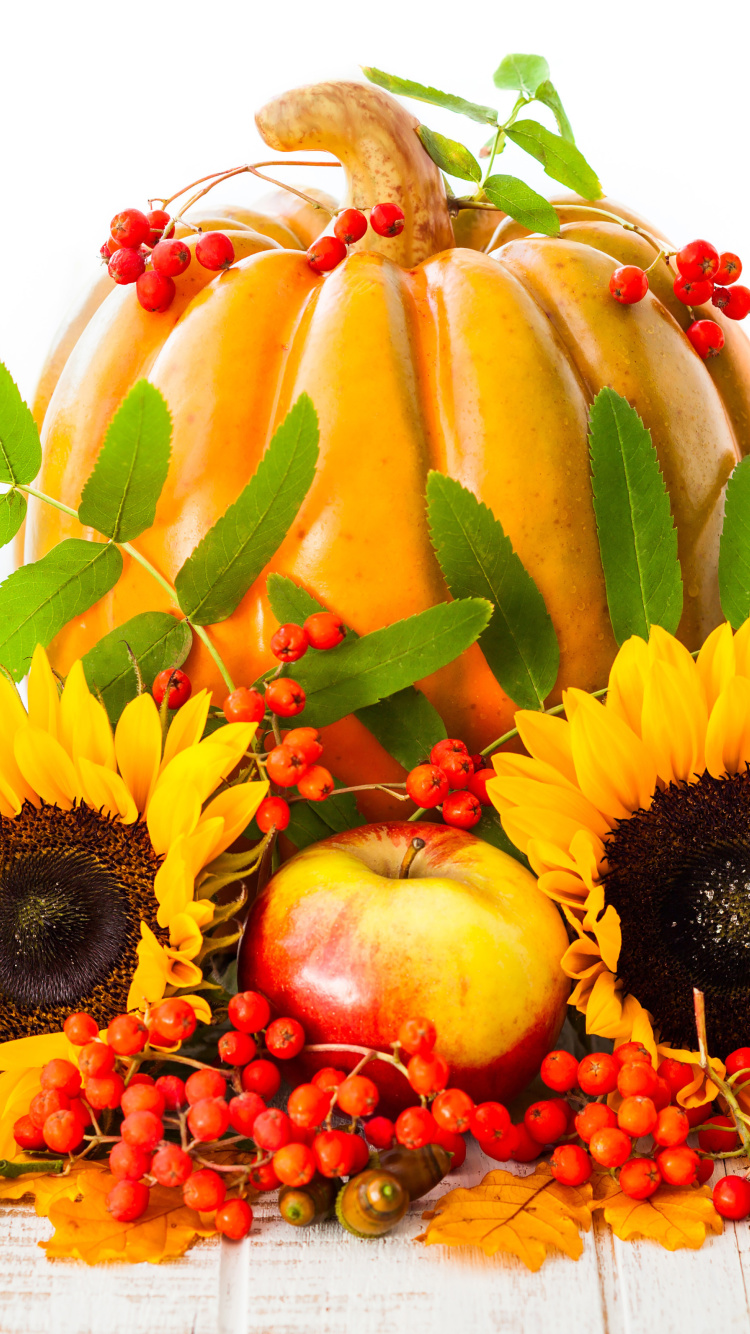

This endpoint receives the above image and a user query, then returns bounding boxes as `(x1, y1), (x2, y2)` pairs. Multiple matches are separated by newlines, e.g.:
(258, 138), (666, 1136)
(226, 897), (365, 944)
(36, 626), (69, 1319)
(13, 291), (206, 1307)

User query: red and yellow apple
(238, 821), (570, 1107)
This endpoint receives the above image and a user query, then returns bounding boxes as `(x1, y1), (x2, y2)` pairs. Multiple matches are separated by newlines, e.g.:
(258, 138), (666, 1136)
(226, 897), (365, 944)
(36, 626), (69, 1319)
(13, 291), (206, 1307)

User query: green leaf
(534, 80), (575, 143)
(475, 806), (531, 870)
(416, 126), (481, 184)
(283, 781), (366, 850)
(483, 175), (560, 236)
(356, 688), (446, 770)
(0, 1159), (65, 1178)
(506, 120), (602, 198)
(78, 381), (172, 543)
(0, 539), (123, 681)
(81, 612), (192, 724)
(493, 54), (550, 98)
(0, 490), (26, 547)
(362, 67), (498, 126)
(175, 395), (319, 626)
(719, 456), (750, 629)
(0, 363), (41, 486)
(588, 388), (683, 645)
(426, 472), (558, 711)
(289, 599), (492, 730)
(266, 573), (447, 766)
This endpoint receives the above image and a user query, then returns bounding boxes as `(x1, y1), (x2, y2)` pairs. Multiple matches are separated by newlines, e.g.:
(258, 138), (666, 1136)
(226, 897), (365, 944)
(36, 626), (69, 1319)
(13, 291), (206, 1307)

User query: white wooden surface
(0, 1143), (747, 1334)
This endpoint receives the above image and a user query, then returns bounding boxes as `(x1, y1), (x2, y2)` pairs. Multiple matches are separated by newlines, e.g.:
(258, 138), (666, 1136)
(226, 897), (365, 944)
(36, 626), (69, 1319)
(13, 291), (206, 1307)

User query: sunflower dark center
(0, 802), (165, 1041)
(604, 769), (750, 1054)
(0, 848), (129, 1007)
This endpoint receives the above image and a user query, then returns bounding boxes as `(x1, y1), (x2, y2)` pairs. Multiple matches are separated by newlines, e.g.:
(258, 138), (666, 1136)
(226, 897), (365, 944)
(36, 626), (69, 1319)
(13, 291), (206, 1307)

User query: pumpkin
(24, 79), (750, 803)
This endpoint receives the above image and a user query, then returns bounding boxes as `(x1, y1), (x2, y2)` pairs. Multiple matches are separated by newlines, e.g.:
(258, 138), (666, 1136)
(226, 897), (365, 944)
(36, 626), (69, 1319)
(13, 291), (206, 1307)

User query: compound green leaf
(0, 363), (41, 486)
(81, 612), (192, 724)
(506, 120), (602, 198)
(175, 395), (319, 626)
(719, 456), (750, 629)
(427, 472), (558, 710)
(483, 175), (560, 236)
(78, 381), (172, 543)
(588, 388), (683, 644)
(0, 539), (122, 681)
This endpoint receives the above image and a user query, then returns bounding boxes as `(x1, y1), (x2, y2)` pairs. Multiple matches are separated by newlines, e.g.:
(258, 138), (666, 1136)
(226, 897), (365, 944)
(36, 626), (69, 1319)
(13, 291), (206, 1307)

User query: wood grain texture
(1, 1148), (748, 1334)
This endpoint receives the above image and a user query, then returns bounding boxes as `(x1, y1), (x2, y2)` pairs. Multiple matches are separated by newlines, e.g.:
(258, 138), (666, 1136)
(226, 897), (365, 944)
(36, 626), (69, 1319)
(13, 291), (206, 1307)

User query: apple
(238, 821), (569, 1107)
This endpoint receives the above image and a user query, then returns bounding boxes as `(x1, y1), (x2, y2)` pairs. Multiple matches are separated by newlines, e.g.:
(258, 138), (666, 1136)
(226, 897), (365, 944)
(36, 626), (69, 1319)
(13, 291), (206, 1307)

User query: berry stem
(160, 160), (341, 222)
(288, 782), (409, 803)
(693, 986), (750, 1159)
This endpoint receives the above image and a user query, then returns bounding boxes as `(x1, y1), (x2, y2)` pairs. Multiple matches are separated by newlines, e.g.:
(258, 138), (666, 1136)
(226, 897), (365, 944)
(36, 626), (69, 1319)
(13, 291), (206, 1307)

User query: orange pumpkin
(24, 80), (750, 802)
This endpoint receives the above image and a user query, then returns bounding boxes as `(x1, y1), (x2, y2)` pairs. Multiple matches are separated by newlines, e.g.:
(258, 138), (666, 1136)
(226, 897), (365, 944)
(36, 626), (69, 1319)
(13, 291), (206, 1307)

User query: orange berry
(397, 1016), (437, 1057)
(574, 1102), (617, 1143)
(590, 1127), (633, 1168)
(617, 1061), (658, 1098)
(549, 1143), (592, 1186)
(273, 1142), (317, 1187)
(619, 1157), (661, 1200)
(653, 1106), (689, 1148)
(613, 1041), (651, 1066)
(656, 1145), (700, 1186)
(617, 1096), (657, 1138)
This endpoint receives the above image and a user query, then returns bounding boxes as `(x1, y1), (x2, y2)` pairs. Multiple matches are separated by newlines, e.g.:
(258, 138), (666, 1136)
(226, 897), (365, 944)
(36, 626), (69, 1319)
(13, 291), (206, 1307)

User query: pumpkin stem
(255, 81), (455, 266)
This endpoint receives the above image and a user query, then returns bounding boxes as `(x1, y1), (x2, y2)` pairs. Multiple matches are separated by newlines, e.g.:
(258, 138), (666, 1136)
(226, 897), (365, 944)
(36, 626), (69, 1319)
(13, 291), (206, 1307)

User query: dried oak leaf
(417, 1163), (594, 1271)
(591, 1172), (723, 1251)
(0, 1163), (217, 1264)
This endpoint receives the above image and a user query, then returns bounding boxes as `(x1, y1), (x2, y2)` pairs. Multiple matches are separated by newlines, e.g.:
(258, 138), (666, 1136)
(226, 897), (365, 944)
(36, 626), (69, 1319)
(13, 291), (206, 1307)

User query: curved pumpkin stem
(256, 81), (455, 267)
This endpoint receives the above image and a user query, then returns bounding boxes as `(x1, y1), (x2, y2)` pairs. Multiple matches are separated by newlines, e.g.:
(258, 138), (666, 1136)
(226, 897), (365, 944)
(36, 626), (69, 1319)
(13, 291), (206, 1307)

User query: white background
(0, 0), (748, 543)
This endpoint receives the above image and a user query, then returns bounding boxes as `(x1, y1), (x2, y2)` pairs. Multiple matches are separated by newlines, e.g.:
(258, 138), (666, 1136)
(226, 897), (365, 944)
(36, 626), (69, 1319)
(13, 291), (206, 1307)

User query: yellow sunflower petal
(606, 635), (650, 737)
(161, 690), (212, 770)
(491, 752), (578, 791)
(0, 1028), (74, 1073)
(77, 757), (138, 824)
(0, 678), (37, 809)
(568, 689), (657, 820)
(154, 841), (194, 927)
(584, 969), (625, 1038)
(14, 725), (82, 808)
(27, 644), (61, 739)
(184, 899), (215, 928)
(127, 923), (169, 1009)
(61, 660), (116, 771)
(569, 965), (608, 1011)
(179, 994), (212, 1024)
(588, 900), (622, 973)
(147, 782), (202, 856)
(163, 951), (204, 988)
(115, 693), (162, 813)
(537, 866), (591, 912)
(696, 621), (736, 709)
(641, 659), (707, 784)
(705, 676), (750, 778)
(151, 744), (235, 809)
(648, 624), (699, 681)
(169, 913), (204, 958)
(561, 932), (604, 979)
(619, 993), (657, 1061)
(202, 721), (257, 767)
(0, 1067), (44, 1159)
(198, 782), (269, 861)
(181, 818), (226, 878)
(491, 775), (612, 840)
(514, 711), (578, 786)
(733, 619), (750, 679)
(500, 807), (589, 860)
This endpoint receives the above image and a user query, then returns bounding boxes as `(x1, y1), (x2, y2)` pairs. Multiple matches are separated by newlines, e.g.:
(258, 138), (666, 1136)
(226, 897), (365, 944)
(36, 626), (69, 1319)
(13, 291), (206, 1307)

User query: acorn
(376, 1143), (452, 1201)
(278, 1178), (337, 1227)
(335, 1169), (408, 1238)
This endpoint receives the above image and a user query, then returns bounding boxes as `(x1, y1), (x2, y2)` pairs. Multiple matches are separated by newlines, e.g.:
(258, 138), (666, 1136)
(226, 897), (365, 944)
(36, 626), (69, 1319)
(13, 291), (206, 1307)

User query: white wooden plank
(605, 1160), (750, 1334)
(227, 1141), (611, 1334)
(0, 1200), (220, 1334)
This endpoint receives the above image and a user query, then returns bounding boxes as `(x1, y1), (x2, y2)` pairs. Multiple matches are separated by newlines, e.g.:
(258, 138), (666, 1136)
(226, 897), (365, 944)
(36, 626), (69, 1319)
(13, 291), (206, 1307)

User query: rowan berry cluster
(101, 207), (236, 314)
(609, 238), (746, 361)
(405, 738), (494, 830)
(306, 203), (405, 274)
(10, 1000), (489, 1241)
(535, 1042), (750, 1220)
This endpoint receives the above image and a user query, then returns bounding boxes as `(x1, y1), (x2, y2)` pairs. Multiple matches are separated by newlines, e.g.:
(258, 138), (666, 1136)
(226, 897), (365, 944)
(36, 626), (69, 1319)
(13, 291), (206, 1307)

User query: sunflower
(0, 644), (267, 1077)
(487, 618), (750, 1100)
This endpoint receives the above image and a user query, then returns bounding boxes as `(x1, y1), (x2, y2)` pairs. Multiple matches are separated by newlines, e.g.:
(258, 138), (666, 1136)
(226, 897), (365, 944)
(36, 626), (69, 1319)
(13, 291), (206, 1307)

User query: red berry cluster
(102, 207), (236, 314)
(306, 203), (405, 274)
(11, 998), (485, 1239)
(405, 738), (494, 831)
(609, 238), (747, 361)
(534, 1042), (750, 1217)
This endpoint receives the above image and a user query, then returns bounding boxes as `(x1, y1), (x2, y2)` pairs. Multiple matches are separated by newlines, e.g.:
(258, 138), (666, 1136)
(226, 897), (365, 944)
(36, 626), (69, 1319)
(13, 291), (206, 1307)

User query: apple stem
(398, 837), (425, 880)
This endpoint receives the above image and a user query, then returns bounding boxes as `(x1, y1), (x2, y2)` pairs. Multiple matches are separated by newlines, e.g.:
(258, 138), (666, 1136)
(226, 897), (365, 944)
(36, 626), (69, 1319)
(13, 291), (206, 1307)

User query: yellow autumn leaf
(417, 1163), (594, 1272)
(0, 1163), (218, 1264)
(42, 1165), (218, 1264)
(591, 1171), (723, 1251)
